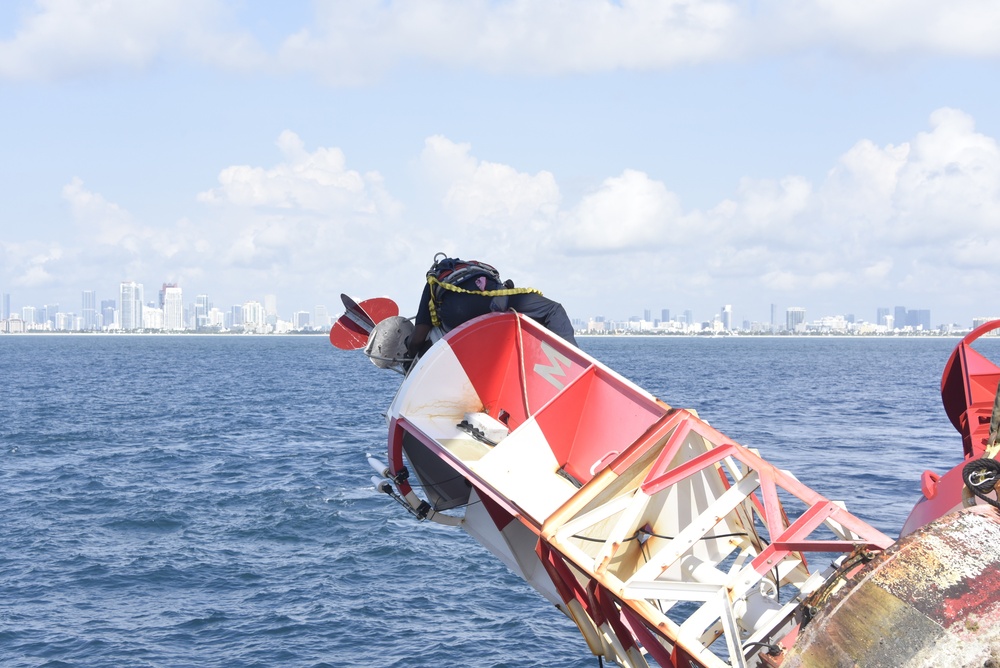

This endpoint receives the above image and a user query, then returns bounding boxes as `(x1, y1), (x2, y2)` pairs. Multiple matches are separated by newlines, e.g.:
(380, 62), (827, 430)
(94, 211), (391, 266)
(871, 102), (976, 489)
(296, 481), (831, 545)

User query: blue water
(1, 334), (995, 667)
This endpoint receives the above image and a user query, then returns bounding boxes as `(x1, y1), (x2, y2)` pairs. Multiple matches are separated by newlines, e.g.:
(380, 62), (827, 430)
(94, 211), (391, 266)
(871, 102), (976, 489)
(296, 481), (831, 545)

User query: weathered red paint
(783, 506), (1000, 668)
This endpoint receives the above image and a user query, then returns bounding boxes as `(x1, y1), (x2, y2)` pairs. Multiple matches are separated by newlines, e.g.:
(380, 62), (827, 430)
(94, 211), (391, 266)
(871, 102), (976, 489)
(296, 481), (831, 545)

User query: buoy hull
(784, 505), (1000, 668)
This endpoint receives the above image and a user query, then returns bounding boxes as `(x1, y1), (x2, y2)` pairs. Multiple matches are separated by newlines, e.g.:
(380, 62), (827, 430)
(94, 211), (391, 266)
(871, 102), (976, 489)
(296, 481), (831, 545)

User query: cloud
(278, 0), (740, 84)
(710, 176), (814, 248)
(693, 107), (1000, 304)
(3, 1), (998, 83)
(0, 0), (264, 81)
(562, 169), (684, 254)
(820, 108), (1000, 249)
(769, 0), (1000, 57)
(191, 132), (409, 301)
(7, 107), (1000, 323)
(409, 110), (1000, 317)
(198, 131), (388, 214)
(1, 243), (63, 289)
(416, 135), (561, 254)
(62, 176), (144, 249)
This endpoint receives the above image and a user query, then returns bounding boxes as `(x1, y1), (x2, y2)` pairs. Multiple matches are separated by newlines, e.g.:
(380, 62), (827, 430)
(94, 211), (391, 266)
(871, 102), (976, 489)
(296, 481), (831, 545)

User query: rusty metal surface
(782, 506), (1000, 668)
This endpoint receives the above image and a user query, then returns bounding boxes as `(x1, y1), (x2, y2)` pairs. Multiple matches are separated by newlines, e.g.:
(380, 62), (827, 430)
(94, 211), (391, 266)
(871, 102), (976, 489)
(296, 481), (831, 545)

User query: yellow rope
(426, 275), (541, 327)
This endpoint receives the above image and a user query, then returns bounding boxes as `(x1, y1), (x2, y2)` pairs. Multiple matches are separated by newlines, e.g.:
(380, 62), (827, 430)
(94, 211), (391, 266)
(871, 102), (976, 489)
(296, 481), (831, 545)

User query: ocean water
(1, 334), (995, 667)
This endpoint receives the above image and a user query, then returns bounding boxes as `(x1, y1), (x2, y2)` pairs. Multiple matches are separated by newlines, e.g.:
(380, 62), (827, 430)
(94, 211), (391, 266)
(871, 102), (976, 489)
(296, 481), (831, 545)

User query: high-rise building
(661, 309), (670, 322)
(786, 307), (806, 332)
(163, 286), (184, 330)
(159, 283), (173, 308)
(721, 304), (733, 331)
(206, 308), (224, 328)
(55, 312), (74, 331)
(294, 311), (311, 328)
(314, 305), (329, 329)
(195, 294), (210, 329)
(877, 307), (890, 327)
(242, 301), (265, 331)
(231, 305), (244, 327)
(264, 294), (278, 325)
(82, 290), (97, 330)
(101, 299), (116, 330)
(643, 309), (651, 322)
(894, 306), (907, 331)
(44, 304), (59, 328)
(119, 281), (144, 331)
(142, 305), (164, 330)
(21, 305), (36, 328)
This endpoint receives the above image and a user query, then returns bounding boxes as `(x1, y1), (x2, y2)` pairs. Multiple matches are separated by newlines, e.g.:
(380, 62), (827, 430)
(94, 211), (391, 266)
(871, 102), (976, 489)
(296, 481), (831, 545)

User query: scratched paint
(783, 506), (1000, 668)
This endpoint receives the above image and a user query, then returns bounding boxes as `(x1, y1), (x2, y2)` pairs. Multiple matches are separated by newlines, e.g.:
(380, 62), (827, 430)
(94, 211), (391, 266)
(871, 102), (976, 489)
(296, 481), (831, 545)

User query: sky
(2, 0), (1000, 328)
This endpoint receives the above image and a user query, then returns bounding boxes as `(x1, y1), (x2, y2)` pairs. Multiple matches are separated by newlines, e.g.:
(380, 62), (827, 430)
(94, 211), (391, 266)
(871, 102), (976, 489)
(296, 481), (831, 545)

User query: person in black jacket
(406, 255), (577, 356)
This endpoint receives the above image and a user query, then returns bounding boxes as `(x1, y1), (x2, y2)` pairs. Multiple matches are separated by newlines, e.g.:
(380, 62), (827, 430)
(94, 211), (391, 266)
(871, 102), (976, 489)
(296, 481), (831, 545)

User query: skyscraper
(231, 305), (244, 327)
(264, 294), (278, 325)
(101, 299), (116, 330)
(242, 301), (265, 331)
(786, 307), (806, 332)
(894, 306), (907, 331)
(195, 294), (210, 329)
(82, 290), (97, 330)
(314, 305), (329, 329)
(119, 281), (144, 331)
(44, 304), (59, 328)
(163, 285), (184, 331)
(721, 304), (733, 331)
(877, 307), (891, 327)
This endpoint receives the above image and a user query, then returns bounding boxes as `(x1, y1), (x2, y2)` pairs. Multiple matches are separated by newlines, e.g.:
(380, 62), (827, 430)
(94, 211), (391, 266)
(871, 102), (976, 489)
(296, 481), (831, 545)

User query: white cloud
(562, 169), (684, 253)
(198, 131), (386, 214)
(416, 135), (561, 254)
(190, 132), (411, 302)
(278, 0), (740, 84)
(0, 0), (264, 80)
(406, 111), (1000, 319)
(710, 176), (814, 248)
(7, 107), (1000, 323)
(3, 1), (998, 83)
(776, 0), (1000, 56)
(62, 176), (143, 249)
(3, 243), (63, 289)
(819, 108), (1000, 252)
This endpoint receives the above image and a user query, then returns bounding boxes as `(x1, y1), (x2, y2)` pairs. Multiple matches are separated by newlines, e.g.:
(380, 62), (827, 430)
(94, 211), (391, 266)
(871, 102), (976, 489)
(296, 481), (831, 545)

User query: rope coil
(962, 458), (1000, 510)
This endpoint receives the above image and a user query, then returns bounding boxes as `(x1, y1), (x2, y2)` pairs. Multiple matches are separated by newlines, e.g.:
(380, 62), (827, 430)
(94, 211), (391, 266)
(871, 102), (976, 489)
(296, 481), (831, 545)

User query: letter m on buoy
(534, 341), (572, 389)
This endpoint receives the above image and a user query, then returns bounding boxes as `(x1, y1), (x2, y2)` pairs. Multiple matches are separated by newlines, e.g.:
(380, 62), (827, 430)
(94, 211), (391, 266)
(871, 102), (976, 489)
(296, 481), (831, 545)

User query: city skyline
(0, 278), (970, 334)
(2, 3), (1000, 331)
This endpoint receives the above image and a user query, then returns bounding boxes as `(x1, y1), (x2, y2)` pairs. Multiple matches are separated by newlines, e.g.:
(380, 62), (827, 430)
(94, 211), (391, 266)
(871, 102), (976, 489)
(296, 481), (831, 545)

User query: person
(406, 254), (578, 357)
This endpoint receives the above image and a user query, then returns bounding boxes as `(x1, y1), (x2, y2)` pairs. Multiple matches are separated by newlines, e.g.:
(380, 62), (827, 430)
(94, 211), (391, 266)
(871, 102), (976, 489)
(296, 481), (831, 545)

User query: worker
(406, 254), (577, 357)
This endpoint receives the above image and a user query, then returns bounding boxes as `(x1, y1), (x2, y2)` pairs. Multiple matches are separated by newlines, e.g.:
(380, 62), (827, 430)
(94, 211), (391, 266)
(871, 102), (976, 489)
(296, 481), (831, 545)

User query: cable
(570, 528), (749, 543)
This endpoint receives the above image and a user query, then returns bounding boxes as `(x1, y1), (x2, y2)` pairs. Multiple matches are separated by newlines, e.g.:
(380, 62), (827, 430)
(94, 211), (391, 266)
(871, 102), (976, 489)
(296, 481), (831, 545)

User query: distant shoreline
(0, 330), (975, 340)
(0, 330), (328, 337)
